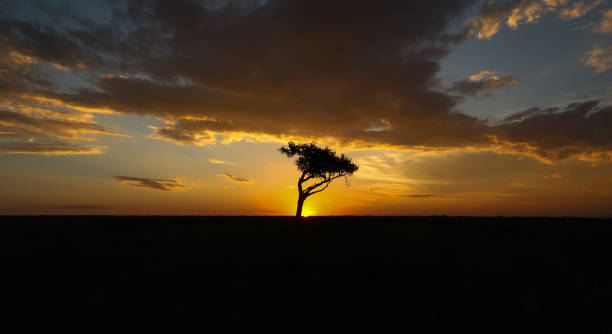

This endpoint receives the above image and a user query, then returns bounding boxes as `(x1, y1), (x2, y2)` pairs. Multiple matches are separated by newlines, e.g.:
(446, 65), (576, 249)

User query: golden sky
(0, 0), (611, 216)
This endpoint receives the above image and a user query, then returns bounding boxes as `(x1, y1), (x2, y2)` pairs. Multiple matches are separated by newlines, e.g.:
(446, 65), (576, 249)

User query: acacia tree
(280, 142), (358, 217)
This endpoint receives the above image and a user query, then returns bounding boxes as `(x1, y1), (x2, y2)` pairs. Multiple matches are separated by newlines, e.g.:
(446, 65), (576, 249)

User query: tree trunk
(295, 195), (305, 218)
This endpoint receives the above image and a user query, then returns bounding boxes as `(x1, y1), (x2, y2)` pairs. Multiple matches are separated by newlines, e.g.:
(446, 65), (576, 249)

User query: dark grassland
(2, 216), (612, 332)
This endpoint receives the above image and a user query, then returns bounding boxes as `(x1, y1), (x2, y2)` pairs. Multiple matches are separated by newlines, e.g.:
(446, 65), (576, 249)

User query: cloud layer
(494, 101), (612, 163)
(1, 0), (489, 149)
(0, 1), (610, 163)
(0, 44), (123, 154)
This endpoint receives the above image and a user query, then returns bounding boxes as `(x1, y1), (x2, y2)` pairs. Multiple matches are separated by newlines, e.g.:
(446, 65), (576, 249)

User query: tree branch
(306, 182), (330, 196)
(305, 179), (329, 193)
(304, 173), (344, 193)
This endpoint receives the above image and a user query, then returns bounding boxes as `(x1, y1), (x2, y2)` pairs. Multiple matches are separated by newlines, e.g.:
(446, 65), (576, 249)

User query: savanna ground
(2, 216), (612, 332)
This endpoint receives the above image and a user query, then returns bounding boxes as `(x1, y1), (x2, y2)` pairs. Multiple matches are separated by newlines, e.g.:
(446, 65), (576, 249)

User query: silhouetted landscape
(3, 216), (612, 332)
(2, 0), (612, 331)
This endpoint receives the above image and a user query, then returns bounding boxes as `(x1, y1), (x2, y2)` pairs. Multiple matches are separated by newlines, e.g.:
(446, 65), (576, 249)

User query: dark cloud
(0, 19), (89, 69)
(494, 101), (612, 162)
(2, 0), (489, 149)
(219, 173), (253, 183)
(503, 106), (559, 122)
(113, 176), (189, 191)
(449, 75), (519, 97)
(401, 194), (436, 198)
(0, 1), (610, 164)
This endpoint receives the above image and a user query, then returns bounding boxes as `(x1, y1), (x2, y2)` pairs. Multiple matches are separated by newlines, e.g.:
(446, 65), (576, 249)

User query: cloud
(209, 158), (231, 165)
(469, 70), (496, 81)
(0, 1), (610, 165)
(494, 101), (612, 163)
(467, 0), (557, 39)
(595, 9), (612, 33)
(0, 109), (122, 140)
(450, 71), (519, 97)
(2, 50), (36, 66)
(0, 39), (124, 154)
(558, 0), (603, 20)
(0, 107), (123, 154)
(113, 176), (190, 191)
(583, 46), (612, 72)
(503, 106), (559, 122)
(219, 173), (253, 184)
(506, 1), (555, 28)
(0, 16), (123, 127)
(1, 1), (490, 151)
(467, 0), (602, 39)
(573, 21), (596, 30)
(147, 117), (231, 146)
(0, 139), (105, 155)
(0, 18), (92, 70)
(544, 173), (565, 179)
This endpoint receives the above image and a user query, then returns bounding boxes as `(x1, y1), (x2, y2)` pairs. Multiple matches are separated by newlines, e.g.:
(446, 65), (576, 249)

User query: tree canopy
(280, 142), (358, 217)
(280, 142), (358, 179)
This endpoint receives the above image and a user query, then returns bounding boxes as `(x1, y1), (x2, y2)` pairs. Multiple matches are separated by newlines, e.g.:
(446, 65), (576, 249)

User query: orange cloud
(595, 9), (612, 33)
(583, 46), (612, 73)
(558, 0), (603, 20)
(209, 158), (232, 165)
(5, 51), (36, 66)
(469, 70), (496, 81)
(467, 0), (602, 39)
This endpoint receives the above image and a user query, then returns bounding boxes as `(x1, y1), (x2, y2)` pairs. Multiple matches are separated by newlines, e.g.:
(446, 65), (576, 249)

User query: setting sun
(301, 209), (316, 218)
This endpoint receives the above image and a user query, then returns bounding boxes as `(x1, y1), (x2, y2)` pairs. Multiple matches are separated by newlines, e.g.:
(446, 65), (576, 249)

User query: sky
(0, 0), (611, 216)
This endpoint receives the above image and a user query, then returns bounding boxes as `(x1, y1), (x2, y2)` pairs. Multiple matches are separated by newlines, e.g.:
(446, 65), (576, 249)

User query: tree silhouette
(280, 142), (358, 218)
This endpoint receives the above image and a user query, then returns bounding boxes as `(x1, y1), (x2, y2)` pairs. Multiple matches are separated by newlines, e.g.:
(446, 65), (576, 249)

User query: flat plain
(2, 216), (611, 332)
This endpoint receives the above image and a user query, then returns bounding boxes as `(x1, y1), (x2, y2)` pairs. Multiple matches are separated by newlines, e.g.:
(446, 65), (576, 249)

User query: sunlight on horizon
(301, 208), (316, 217)
(0, 1), (611, 216)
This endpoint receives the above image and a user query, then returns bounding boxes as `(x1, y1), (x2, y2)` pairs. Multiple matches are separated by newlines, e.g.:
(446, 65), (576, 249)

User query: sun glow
(301, 208), (316, 217)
